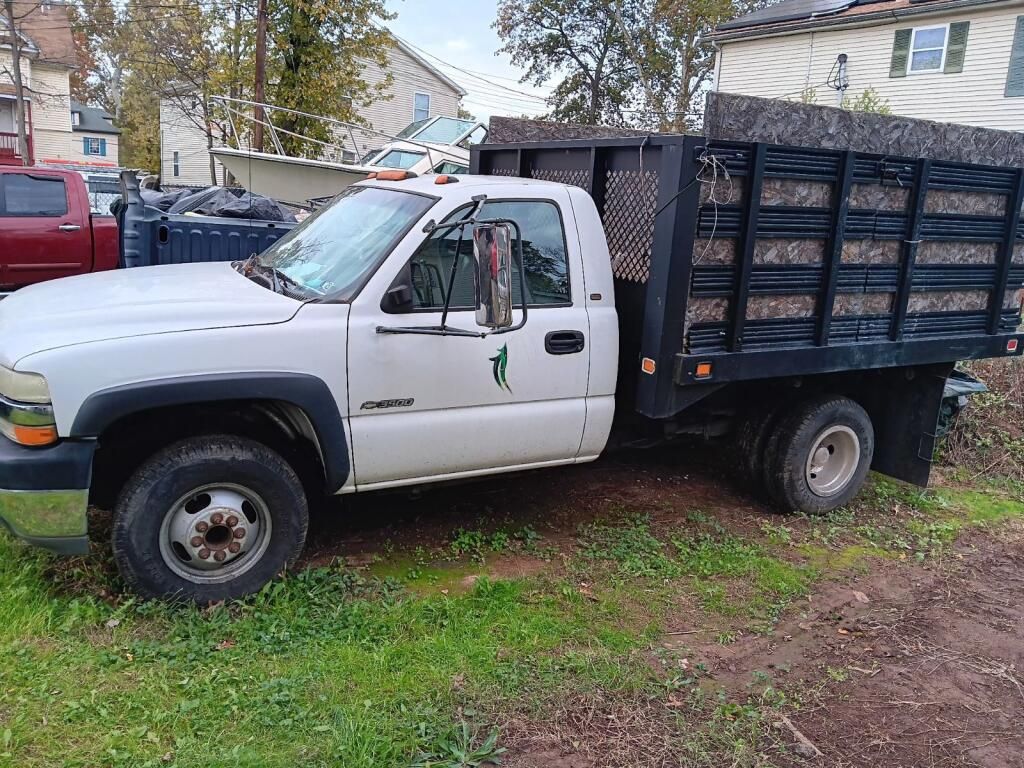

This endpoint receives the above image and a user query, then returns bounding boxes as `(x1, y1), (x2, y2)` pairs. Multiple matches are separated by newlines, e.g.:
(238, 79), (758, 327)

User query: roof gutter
(709, 0), (1012, 41)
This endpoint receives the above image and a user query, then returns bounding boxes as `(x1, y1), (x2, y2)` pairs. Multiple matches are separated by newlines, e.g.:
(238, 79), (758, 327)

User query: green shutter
(99, 138), (106, 157)
(889, 29), (912, 77)
(82, 137), (90, 154)
(1007, 16), (1024, 97)
(944, 21), (970, 73)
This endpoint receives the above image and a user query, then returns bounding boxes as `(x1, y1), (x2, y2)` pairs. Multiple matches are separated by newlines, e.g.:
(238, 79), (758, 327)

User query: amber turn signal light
(12, 424), (58, 446)
(694, 361), (713, 379)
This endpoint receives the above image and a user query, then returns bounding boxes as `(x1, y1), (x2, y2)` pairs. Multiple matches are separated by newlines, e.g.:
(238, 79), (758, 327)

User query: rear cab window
(0, 173), (69, 216)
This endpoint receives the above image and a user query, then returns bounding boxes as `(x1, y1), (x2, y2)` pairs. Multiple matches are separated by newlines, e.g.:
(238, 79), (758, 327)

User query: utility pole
(253, 0), (267, 152)
(3, 0), (30, 166)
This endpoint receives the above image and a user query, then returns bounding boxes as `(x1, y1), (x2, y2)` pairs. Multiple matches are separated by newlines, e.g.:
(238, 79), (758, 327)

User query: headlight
(0, 366), (50, 404)
(0, 367), (56, 446)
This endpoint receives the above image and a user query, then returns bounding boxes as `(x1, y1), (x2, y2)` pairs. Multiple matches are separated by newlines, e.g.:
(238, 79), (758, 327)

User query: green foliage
(411, 721), (506, 768)
(495, 0), (768, 129)
(842, 87), (893, 115)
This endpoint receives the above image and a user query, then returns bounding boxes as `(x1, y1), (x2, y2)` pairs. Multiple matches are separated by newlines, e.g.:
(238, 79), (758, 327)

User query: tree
(647, 0), (764, 131)
(495, 0), (643, 125)
(495, 0), (770, 130)
(266, 0), (393, 156)
(1, 0), (30, 165)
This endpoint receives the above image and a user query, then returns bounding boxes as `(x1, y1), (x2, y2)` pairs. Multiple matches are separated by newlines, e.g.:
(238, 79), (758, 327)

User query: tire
(112, 435), (309, 603)
(762, 395), (874, 515)
(732, 405), (782, 495)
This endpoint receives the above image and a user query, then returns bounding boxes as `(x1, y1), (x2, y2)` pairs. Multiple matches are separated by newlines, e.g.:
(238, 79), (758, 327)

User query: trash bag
(167, 187), (239, 215)
(140, 187), (195, 211)
(209, 192), (296, 222)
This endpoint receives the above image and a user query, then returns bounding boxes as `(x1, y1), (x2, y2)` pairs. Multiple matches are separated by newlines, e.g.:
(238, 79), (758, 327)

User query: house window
(414, 92), (430, 122)
(84, 137), (106, 156)
(173, 151), (180, 177)
(909, 25), (948, 73)
(71, 111), (80, 126)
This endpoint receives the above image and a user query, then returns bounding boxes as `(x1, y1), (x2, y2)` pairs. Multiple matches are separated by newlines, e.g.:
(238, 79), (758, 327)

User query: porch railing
(0, 131), (33, 164)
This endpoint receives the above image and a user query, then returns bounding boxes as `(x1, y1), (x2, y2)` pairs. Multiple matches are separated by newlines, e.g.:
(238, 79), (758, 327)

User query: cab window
(403, 200), (570, 311)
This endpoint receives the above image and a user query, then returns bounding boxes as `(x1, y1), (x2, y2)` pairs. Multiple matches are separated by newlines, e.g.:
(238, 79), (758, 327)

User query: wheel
(762, 395), (874, 514)
(112, 435), (309, 602)
(732, 405), (781, 494)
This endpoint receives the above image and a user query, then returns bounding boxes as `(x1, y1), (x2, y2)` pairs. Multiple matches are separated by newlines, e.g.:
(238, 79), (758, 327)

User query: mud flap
(862, 362), (955, 487)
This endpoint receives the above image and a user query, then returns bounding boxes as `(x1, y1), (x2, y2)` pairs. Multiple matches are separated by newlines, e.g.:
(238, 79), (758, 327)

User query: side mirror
(472, 223), (514, 329)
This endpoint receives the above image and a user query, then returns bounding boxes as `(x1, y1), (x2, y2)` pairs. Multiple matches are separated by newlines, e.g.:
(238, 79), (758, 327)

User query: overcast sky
(384, 0), (553, 120)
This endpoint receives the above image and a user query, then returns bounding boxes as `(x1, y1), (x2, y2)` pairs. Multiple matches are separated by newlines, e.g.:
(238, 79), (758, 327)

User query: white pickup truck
(1, 134), (1020, 602)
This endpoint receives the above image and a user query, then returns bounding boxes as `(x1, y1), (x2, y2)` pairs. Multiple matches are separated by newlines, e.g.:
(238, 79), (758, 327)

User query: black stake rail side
(471, 136), (1024, 419)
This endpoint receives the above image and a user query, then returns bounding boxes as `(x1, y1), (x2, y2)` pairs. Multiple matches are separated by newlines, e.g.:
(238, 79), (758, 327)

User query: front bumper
(0, 438), (95, 554)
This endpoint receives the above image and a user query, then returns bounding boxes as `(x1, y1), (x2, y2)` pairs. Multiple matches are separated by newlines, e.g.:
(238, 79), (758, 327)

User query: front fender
(71, 372), (350, 492)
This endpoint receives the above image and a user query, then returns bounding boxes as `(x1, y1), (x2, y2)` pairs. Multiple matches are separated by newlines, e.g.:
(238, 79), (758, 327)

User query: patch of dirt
(690, 522), (1024, 767)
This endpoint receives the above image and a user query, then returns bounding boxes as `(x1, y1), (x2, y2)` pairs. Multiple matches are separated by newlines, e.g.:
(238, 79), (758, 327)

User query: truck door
(346, 192), (590, 489)
(0, 171), (93, 288)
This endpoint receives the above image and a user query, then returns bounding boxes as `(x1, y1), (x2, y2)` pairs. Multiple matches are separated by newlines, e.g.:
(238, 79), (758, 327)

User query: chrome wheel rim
(805, 426), (860, 497)
(158, 483), (272, 583)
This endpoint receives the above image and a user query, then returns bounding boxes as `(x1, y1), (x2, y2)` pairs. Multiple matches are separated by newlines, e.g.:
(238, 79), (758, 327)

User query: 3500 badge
(360, 399), (415, 410)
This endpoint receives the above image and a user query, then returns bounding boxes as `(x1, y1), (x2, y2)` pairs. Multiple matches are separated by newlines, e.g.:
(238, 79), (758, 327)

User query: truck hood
(0, 262), (302, 367)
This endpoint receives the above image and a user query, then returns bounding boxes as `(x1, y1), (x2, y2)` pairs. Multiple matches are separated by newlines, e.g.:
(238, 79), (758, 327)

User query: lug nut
(233, 528), (246, 539)
(198, 548), (211, 559)
(190, 536), (203, 547)
(228, 541), (241, 554)
(211, 512), (224, 525)
(226, 515), (238, 527)
(196, 521), (209, 533)
(214, 550), (226, 562)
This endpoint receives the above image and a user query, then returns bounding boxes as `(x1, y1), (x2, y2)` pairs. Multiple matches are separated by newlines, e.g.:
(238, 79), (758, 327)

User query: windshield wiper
(237, 253), (306, 296)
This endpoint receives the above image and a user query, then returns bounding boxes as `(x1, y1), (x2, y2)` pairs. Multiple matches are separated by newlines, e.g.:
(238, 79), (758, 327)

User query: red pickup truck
(0, 166), (119, 291)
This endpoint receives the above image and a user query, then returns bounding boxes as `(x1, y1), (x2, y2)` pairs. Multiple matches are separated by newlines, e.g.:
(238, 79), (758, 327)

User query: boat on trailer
(208, 96), (487, 206)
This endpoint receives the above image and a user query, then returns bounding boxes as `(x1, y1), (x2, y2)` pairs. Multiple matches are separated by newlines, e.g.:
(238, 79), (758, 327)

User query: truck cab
(0, 174), (617, 602)
(0, 166), (119, 291)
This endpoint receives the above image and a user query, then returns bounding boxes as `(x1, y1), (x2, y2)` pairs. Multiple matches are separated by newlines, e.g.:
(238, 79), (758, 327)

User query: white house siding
(28, 63), (73, 161)
(715, 2), (1024, 131)
(160, 98), (219, 186)
(348, 43), (463, 155)
(68, 133), (119, 164)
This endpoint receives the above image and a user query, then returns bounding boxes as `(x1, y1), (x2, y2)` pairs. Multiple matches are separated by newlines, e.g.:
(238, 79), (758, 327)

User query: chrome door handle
(57, 224), (81, 232)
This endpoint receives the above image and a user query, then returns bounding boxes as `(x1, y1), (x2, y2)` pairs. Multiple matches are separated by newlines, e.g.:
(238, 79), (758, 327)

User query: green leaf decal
(489, 344), (511, 392)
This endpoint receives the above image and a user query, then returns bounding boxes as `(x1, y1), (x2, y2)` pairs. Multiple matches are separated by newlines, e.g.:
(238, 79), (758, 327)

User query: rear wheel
(763, 395), (874, 514)
(112, 435), (308, 603)
(732, 404), (782, 495)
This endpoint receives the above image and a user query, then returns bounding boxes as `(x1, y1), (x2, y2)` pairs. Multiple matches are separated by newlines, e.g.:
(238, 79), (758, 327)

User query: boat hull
(209, 147), (370, 206)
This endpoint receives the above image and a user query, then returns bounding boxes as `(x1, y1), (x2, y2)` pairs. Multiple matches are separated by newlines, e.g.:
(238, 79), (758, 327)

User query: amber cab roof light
(366, 170), (418, 181)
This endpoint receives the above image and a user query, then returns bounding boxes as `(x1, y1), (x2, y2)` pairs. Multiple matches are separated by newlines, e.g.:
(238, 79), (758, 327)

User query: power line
(380, 26), (550, 105)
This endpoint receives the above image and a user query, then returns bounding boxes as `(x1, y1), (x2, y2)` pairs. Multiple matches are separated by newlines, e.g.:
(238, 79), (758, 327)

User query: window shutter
(82, 137), (90, 154)
(1007, 16), (1024, 97)
(889, 29), (912, 77)
(99, 138), (106, 157)
(944, 21), (970, 73)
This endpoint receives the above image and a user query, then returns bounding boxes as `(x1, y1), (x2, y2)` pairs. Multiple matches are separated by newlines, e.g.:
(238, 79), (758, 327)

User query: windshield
(407, 117), (476, 145)
(371, 149), (426, 170)
(396, 118), (432, 139)
(258, 186), (434, 298)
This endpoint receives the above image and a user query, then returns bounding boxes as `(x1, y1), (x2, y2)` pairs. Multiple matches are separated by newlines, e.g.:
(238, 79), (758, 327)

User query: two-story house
(709, 0), (1023, 132)
(160, 37), (466, 186)
(1, 0), (79, 165)
(70, 99), (119, 165)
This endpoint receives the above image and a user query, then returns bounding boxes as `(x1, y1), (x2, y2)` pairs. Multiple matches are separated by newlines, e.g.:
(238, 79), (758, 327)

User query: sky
(383, 0), (553, 120)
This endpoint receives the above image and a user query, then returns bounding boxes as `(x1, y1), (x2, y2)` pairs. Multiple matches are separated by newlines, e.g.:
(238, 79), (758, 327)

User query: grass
(3, 448), (1024, 765)
(0, 538), (660, 768)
